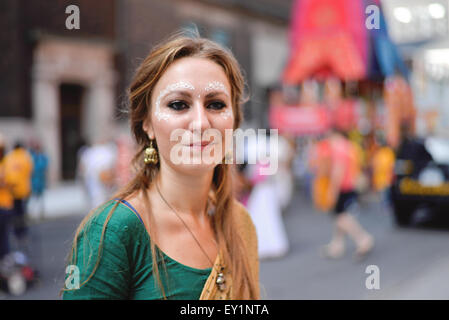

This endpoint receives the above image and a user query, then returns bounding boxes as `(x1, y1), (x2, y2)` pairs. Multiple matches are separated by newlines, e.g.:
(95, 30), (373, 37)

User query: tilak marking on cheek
(220, 108), (233, 120)
(154, 81), (195, 121)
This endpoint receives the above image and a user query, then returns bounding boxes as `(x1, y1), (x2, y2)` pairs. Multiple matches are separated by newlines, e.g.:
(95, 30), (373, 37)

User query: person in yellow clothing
(0, 134), (14, 260)
(372, 141), (395, 208)
(372, 144), (395, 192)
(4, 142), (34, 251)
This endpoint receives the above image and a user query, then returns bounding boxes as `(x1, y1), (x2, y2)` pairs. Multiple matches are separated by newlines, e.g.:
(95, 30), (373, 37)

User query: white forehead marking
(154, 81), (195, 121)
(204, 81), (229, 96)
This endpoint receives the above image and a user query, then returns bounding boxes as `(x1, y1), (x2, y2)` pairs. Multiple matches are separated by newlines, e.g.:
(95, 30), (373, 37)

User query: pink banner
(269, 105), (331, 135)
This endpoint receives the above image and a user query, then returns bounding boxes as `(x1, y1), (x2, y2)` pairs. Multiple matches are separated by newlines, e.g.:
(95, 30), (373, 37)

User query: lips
(189, 141), (212, 147)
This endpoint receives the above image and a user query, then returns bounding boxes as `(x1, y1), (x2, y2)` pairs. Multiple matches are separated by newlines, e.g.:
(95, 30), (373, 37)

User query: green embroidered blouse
(62, 200), (212, 300)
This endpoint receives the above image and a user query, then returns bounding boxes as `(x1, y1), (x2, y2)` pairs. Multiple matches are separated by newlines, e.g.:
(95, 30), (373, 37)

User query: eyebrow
(162, 90), (230, 99)
(204, 91), (229, 99)
(160, 90), (192, 100)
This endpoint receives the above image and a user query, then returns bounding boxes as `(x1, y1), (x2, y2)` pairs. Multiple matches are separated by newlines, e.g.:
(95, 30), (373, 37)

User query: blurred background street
(1, 182), (449, 299)
(1, 0), (449, 299)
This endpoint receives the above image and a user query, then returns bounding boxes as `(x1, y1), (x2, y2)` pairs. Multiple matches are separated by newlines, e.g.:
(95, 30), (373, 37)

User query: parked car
(391, 136), (449, 226)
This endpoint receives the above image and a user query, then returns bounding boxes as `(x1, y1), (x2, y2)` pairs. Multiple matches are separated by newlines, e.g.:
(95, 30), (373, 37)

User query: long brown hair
(64, 31), (259, 299)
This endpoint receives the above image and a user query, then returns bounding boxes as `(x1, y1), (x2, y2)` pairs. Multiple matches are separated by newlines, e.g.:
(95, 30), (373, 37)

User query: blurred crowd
(234, 126), (397, 261)
(0, 120), (407, 294)
(0, 131), (133, 295)
(0, 134), (48, 294)
(0, 135), (48, 257)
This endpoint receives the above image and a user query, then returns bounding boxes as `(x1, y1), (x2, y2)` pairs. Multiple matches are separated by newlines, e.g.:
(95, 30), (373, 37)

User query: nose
(188, 101), (211, 134)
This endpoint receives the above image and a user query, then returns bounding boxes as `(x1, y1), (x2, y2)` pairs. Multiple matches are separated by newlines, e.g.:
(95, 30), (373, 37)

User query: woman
(246, 135), (289, 260)
(321, 130), (374, 260)
(62, 33), (260, 300)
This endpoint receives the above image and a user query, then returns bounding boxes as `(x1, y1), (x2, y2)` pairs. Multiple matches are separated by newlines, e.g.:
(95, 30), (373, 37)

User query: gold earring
(144, 140), (158, 165)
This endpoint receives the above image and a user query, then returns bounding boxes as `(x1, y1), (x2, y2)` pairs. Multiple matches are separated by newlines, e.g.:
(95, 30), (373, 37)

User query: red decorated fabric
(284, 0), (368, 83)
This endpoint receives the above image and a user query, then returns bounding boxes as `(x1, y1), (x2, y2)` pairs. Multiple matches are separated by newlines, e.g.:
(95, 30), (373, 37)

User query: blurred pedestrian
(372, 139), (395, 205)
(310, 137), (333, 212)
(274, 134), (296, 212)
(321, 129), (374, 260)
(247, 161), (289, 260)
(3, 142), (33, 253)
(0, 134), (14, 261)
(29, 140), (49, 220)
(78, 138), (117, 210)
(246, 133), (289, 260)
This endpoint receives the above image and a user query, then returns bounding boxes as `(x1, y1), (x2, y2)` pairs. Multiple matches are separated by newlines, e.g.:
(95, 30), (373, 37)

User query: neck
(153, 163), (215, 218)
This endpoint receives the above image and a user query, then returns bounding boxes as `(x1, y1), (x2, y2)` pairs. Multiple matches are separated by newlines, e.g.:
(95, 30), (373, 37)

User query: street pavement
(259, 187), (449, 300)
(2, 183), (449, 300)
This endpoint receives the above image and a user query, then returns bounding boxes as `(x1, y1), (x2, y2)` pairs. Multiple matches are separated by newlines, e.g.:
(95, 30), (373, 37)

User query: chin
(174, 160), (219, 176)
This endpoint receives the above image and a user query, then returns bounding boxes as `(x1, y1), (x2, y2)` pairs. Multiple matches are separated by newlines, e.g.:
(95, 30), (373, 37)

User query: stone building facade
(0, 0), (292, 184)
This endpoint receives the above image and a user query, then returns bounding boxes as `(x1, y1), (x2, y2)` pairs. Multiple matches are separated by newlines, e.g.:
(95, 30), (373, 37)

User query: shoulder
(83, 200), (146, 244)
(64, 200), (143, 300)
(233, 200), (254, 228)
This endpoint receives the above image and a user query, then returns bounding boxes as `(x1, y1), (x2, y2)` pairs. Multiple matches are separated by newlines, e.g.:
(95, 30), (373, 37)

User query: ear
(142, 117), (155, 140)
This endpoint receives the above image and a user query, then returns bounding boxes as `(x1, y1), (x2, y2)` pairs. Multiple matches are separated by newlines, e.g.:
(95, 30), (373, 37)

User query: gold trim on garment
(199, 252), (232, 300)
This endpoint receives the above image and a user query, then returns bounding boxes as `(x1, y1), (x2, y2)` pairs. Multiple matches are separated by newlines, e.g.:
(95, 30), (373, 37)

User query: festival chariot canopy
(270, 0), (414, 138)
(283, 0), (409, 84)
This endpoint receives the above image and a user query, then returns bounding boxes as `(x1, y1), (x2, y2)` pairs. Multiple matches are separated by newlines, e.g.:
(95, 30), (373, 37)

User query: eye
(167, 100), (189, 111)
(207, 101), (226, 110)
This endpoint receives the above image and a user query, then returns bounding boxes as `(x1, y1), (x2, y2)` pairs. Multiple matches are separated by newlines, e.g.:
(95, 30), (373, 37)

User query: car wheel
(393, 204), (415, 226)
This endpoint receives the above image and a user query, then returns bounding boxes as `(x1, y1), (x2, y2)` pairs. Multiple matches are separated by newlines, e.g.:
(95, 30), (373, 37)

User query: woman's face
(144, 57), (235, 174)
